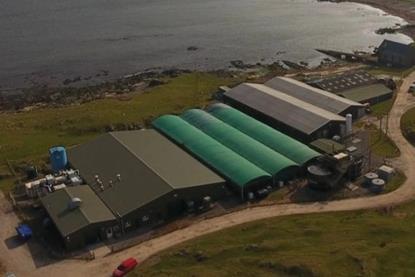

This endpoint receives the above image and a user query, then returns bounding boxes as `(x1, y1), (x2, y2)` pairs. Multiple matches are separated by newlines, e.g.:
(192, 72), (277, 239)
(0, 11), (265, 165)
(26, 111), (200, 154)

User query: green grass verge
(401, 107), (415, 146)
(369, 126), (400, 158)
(383, 170), (407, 194)
(0, 73), (239, 191)
(133, 201), (415, 277)
(366, 65), (415, 78)
(266, 187), (290, 202)
(371, 98), (394, 117)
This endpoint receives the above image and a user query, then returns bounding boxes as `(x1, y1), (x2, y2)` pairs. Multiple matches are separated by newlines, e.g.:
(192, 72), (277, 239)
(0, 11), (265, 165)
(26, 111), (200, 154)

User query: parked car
(112, 257), (139, 277)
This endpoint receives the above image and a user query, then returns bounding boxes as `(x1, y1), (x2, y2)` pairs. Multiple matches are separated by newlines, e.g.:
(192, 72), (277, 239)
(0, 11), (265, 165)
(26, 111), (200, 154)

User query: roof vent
(68, 197), (82, 210)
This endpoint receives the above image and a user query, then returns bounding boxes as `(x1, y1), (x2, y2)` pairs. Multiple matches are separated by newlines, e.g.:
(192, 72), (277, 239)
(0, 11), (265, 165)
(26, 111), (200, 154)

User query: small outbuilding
(41, 185), (117, 250)
(337, 83), (393, 105)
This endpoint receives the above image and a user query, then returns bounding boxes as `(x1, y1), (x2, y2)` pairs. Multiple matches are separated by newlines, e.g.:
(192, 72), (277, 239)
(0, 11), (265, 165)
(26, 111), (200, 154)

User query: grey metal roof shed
(223, 83), (346, 136)
(265, 77), (364, 115)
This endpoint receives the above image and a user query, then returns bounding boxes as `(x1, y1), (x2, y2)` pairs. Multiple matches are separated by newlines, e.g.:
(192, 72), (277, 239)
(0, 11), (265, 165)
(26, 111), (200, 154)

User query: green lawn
(369, 126), (400, 158)
(383, 170), (407, 194)
(133, 201), (415, 277)
(371, 98), (394, 117)
(366, 65), (415, 78)
(401, 107), (415, 146)
(0, 73), (240, 191)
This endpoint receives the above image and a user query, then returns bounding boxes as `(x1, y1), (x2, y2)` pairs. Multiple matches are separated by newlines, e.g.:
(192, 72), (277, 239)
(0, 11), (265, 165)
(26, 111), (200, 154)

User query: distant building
(265, 77), (365, 119)
(309, 71), (377, 93)
(309, 71), (393, 106)
(337, 84), (393, 106)
(377, 39), (415, 68)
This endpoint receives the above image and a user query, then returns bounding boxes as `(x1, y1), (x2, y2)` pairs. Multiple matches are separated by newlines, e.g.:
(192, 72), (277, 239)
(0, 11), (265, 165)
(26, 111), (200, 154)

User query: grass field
(366, 66), (415, 78)
(383, 170), (407, 193)
(368, 126), (400, 158)
(133, 201), (415, 277)
(371, 98), (394, 117)
(0, 73), (240, 191)
(401, 107), (415, 146)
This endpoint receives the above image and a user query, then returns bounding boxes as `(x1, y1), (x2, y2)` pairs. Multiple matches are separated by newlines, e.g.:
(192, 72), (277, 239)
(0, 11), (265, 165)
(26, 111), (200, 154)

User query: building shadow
(4, 235), (26, 249)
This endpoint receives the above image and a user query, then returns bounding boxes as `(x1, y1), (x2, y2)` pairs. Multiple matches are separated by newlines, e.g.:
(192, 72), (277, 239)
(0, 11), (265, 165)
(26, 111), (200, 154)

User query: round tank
(307, 165), (331, 177)
(370, 178), (385, 193)
(49, 146), (68, 172)
(307, 165), (332, 190)
(364, 172), (378, 185)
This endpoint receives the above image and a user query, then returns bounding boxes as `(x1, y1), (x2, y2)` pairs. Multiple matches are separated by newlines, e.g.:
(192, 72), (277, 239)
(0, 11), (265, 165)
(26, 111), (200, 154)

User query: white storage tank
(364, 172), (378, 186)
(371, 178), (385, 193)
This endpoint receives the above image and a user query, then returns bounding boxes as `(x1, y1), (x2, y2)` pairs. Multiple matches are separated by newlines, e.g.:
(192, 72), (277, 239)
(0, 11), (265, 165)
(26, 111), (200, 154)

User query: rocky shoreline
(1, 59), (340, 112)
(319, 0), (415, 38)
(1, 0), (411, 112)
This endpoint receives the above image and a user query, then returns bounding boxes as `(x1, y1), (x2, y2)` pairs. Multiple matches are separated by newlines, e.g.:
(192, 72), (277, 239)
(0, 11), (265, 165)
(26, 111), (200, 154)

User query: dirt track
(1, 72), (415, 277)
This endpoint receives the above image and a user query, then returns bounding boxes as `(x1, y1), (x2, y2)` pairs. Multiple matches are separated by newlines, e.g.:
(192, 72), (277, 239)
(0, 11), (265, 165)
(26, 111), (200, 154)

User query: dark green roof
(338, 84), (392, 103)
(68, 130), (224, 217)
(41, 186), (116, 237)
(152, 115), (271, 188)
(181, 109), (298, 177)
(310, 138), (345, 155)
(208, 103), (320, 165)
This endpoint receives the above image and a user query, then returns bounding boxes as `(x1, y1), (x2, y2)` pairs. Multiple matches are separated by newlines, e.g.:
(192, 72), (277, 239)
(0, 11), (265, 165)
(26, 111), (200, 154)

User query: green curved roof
(181, 109), (298, 178)
(152, 115), (271, 188)
(207, 103), (320, 165)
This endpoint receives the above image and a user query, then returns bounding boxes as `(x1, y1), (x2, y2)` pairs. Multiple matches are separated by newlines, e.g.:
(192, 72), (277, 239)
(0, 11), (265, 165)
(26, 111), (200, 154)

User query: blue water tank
(49, 146), (68, 172)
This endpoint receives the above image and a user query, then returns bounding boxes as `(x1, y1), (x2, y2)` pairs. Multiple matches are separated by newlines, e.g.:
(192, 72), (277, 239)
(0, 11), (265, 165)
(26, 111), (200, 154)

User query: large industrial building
(180, 109), (299, 180)
(207, 103), (320, 165)
(40, 74), (363, 250)
(43, 129), (226, 249)
(222, 83), (347, 142)
(153, 115), (272, 198)
(265, 76), (365, 119)
(153, 105), (321, 197)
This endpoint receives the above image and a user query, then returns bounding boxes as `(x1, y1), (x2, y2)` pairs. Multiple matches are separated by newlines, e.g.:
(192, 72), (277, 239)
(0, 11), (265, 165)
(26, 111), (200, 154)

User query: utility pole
(379, 116), (383, 140)
(385, 112), (390, 136)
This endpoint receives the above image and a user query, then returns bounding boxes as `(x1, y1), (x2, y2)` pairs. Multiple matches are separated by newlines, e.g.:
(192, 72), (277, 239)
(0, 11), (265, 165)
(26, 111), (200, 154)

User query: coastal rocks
(0, 68), (192, 111)
(148, 79), (167, 87)
(375, 27), (397, 35)
(230, 60), (256, 69)
(187, 46), (199, 51)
